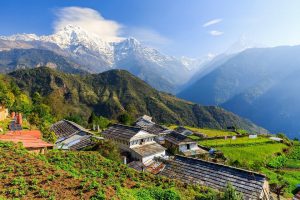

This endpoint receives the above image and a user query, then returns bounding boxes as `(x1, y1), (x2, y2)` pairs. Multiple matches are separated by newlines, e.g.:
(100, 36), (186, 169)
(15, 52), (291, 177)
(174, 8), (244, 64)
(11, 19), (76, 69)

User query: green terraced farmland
(219, 143), (287, 167)
(168, 125), (237, 138)
(199, 136), (273, 147)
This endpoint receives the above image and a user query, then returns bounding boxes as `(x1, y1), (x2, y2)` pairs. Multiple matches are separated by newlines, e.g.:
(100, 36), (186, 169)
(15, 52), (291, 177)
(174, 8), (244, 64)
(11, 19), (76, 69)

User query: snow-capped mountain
(0, 25), (209, 92)
(225, 36), (265, 55)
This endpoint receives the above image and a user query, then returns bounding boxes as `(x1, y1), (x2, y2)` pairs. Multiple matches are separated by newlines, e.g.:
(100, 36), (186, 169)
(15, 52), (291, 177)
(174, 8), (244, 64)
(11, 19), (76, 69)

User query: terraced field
(219, 143), (287, 167)
(196, 135), (299, 198)
(0, 141), (219, 200)
(168, 125), (237, 138)
(198, 136), (275, 147)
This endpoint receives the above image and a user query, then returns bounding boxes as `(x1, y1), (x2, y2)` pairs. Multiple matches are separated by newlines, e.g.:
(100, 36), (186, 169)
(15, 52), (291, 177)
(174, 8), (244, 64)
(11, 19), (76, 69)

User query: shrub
(222, 183), (243, 200)
(90, 189), (106, 200)
(267, 155), (287, 169)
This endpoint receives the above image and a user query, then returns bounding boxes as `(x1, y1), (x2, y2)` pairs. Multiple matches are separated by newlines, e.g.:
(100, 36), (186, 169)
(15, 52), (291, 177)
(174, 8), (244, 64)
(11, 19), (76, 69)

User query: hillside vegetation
(7, 67), (266, 133)
(0, 141), (219, 200)
(197, 135), (299, 197)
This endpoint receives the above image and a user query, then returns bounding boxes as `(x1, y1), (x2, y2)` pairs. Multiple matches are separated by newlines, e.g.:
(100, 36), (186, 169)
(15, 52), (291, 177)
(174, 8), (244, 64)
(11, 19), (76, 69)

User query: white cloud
(53, 7), (123, 42)
(209, 30), (224, 36)
(124, 27), (171, 48)
(203, 18), (223, 27)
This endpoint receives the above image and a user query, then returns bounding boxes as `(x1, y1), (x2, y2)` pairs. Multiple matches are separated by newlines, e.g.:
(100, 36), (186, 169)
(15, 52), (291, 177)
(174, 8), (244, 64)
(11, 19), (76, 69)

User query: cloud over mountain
(53, 7), (123, 42)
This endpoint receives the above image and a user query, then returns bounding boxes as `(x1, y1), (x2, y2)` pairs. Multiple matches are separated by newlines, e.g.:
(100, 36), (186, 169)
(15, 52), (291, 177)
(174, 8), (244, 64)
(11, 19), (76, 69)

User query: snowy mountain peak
(226, 36), (265, 55)
(0, 33), (39, 41)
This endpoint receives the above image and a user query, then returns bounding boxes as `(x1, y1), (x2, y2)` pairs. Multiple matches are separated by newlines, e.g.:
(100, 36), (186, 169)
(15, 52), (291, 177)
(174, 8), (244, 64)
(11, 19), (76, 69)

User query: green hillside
(0, 141), (219, 200)
(7, 67), (266, 133)
(197, 135), (300, 197)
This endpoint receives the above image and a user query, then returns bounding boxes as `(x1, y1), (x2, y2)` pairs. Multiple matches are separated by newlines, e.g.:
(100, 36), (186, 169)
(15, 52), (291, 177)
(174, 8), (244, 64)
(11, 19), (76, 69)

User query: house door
(187, 144), (190, 150)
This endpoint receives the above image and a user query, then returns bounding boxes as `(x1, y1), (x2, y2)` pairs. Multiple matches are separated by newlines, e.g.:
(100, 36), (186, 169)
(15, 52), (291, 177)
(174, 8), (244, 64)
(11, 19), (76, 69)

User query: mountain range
(0, 25), (213, 93)
(179, 45), (300, 139)
(7, 67), (265, 133)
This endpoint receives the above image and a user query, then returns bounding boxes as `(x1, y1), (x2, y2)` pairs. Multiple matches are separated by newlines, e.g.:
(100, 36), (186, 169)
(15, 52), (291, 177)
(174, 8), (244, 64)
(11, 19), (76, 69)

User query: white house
(135, 115), (171, 144)
(164, 131), (207, 156)
(102, 124), (166, 164)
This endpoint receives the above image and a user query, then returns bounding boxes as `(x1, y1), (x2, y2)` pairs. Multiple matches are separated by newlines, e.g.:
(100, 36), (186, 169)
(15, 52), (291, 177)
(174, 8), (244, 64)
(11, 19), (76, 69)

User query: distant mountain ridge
(8, 67), (266, 133)
(0, 48), (85, 74)
(0, 25), (213, 92)
(179, 45), (300, 138)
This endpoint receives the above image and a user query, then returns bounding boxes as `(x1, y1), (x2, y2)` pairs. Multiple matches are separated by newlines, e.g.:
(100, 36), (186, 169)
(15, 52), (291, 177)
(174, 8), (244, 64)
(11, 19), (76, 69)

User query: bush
(267, 155), (287, 169)
(117, 113), (134, 125)
(222, 183), (243, 200)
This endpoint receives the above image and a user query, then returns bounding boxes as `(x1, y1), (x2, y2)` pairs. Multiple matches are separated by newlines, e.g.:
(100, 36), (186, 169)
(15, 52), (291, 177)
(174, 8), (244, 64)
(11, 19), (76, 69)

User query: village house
(164, 131), (207, 156)
(50, 119), (100, 150)
(135, 115), (171, 144)
(0, 130), (53, 153)
(102, 124), (166, 164)
(175, 126), (193, 136)
(0, 105), (9, 121)
(160, 155), (270, 200)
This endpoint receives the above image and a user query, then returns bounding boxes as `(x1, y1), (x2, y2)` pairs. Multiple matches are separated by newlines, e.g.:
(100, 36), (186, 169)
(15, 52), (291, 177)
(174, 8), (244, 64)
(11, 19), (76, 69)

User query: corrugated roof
(160, 155), (267, 200)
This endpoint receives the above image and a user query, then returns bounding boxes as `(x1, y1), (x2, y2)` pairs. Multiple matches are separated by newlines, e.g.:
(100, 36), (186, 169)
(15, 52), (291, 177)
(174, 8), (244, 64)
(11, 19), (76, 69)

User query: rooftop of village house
(102, 124), (156, 141)
(159, 155), (268, 200)
(165, 131), (196, 145)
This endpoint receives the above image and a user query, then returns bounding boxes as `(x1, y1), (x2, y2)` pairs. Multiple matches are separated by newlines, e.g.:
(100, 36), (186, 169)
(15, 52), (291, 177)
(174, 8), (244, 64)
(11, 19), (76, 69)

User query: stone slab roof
(165, 131), (195, 145)
(50, 119), (91, 139)
(131, 142), (166, 157)
(160, 155), (267, 200)
(102, 124), (155, 141)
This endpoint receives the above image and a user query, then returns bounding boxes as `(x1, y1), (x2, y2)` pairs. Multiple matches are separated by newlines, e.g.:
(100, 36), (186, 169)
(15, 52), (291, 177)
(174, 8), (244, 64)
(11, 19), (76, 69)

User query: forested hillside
(7, 67), (266, 133)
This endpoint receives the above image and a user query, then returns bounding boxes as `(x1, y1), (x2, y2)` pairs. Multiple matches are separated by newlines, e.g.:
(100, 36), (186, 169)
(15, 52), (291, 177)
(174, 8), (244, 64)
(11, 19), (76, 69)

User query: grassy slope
(8, 67), (266, 133)
(168, 125), (237, 138)
(199, 137), (274, 147)
(197, 136), (299, 197)
(0, 141), (217, 200)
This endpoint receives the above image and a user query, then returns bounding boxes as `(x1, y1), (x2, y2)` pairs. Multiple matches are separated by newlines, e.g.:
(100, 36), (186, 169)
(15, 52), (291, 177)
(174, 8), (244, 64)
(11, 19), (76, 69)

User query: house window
(187, 144), (190, 150)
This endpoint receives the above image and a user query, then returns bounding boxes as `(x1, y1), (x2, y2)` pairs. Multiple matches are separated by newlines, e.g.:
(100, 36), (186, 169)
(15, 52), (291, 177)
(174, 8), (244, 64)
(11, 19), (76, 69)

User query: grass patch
(199, 136), (273, 147)
(219, 143), (287, 168)
(168, 125), (237, 138)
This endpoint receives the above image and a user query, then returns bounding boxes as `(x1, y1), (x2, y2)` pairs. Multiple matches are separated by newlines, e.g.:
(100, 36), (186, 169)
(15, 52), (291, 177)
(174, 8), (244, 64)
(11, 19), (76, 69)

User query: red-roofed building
(0, 130), (53, 153)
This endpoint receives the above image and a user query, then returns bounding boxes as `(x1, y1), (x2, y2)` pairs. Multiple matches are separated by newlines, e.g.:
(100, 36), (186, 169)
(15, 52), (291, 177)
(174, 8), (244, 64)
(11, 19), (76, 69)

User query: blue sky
(1, 0), (300, 57)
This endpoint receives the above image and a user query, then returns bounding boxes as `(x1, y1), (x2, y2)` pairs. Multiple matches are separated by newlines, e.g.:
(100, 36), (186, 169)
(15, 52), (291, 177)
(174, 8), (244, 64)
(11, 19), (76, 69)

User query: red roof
(6, 130), (42, 139)
(0, 130), (53, 148)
